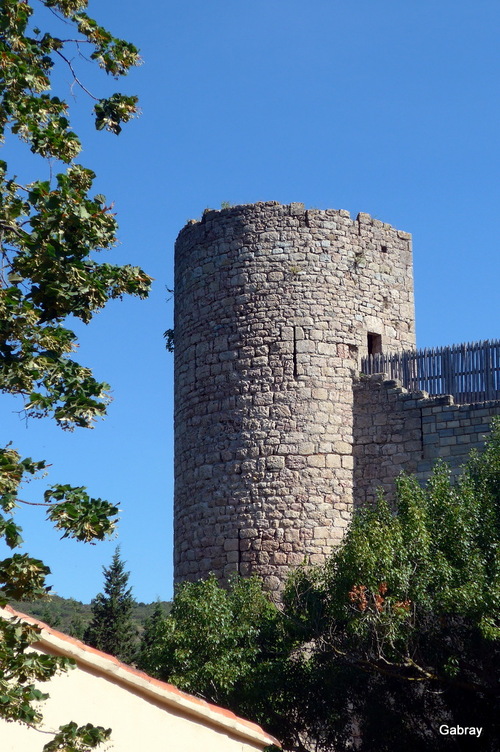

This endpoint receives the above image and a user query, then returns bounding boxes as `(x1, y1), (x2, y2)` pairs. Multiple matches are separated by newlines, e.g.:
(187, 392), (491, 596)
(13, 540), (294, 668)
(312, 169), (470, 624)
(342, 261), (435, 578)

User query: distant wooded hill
(9, 595), (171, 640)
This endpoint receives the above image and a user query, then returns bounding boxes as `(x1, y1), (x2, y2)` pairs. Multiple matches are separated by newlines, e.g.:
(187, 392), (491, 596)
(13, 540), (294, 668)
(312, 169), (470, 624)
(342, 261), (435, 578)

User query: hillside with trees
(9, 595), (171, 641)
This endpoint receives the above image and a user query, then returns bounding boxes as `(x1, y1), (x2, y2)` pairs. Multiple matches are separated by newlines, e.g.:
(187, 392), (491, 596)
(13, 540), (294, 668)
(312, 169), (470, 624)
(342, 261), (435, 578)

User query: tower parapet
(174, 202), (416, 591)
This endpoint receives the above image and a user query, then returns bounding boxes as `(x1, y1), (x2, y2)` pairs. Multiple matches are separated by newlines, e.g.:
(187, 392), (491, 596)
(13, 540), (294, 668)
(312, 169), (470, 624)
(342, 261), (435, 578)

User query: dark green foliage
(8, 595), (93, 633)
(42, 722), (112, 752)
(146, 575), (281, 705)
(68, 612), (85, 640)
(163, 328), (174, 352)
(134, 599), (172, 624)
(144, 421), (500, 752)
(83, 548), (137, 665)
(283, 420), (500, 750)
(137, 601), (168, 677)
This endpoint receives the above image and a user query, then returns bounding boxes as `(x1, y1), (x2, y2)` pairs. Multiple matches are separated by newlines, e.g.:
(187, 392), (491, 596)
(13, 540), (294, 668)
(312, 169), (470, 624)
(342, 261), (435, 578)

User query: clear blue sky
(2, 0), (499, 604)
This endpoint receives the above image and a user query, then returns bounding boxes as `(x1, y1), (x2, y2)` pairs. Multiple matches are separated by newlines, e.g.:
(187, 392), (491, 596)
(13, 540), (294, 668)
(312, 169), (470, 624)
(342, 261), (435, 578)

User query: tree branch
(54, 49), (99, 101)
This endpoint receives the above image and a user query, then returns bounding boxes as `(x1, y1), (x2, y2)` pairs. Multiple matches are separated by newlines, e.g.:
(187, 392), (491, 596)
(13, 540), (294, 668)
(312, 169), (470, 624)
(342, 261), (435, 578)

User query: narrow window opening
(367, 332), (382, 356)
(381, 245), (388, 253)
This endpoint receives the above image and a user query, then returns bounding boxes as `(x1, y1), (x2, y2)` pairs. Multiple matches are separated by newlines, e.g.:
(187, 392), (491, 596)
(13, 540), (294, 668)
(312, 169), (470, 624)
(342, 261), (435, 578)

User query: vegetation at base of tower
(137, 575), (283, 709)
(83, 548), (138, 664)
(137, 600), (169, 676)
(0, 1), (151, 748)
(144, 420), (500, 752)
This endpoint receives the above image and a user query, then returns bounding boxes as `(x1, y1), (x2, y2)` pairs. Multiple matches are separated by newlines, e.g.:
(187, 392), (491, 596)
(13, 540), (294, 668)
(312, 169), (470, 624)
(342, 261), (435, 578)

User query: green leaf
(0, 1), (146, 743)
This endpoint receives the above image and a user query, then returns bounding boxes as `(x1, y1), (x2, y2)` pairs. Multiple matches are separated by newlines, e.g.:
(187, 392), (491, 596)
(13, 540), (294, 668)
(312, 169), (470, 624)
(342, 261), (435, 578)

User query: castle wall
(353, 374), (500, 505)
(418, 399), (500, 476)
(352, 375), (423, 504)
(174, 202), (415, 591)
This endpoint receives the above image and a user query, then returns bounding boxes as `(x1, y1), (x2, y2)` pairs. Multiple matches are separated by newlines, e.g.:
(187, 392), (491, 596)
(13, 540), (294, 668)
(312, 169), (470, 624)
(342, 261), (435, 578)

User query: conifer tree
(84, 548), (137, 664)
(68, 613), (85, 641)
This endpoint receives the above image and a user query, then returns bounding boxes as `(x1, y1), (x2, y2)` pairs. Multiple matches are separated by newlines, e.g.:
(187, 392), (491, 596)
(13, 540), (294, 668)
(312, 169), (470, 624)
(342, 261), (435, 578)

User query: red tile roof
(1, 605), (280, 749)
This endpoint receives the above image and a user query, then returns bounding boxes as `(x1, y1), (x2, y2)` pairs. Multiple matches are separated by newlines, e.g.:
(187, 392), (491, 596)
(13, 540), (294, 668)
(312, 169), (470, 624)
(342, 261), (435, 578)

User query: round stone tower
(174, 202), (415, 592)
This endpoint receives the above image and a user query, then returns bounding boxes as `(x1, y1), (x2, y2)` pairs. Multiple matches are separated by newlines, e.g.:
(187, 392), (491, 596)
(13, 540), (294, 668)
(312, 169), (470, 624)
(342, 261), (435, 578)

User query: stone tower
(174, 202), (415, 592)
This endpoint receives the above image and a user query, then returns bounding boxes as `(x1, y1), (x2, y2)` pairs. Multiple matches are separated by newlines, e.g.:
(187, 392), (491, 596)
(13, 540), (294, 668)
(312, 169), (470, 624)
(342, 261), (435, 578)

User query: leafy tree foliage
(42, 722), (112, 752)
(143, 421), (500, 752)
(137, 600), (168, 677)
(83, 547), (137, 664)
(142, 575), (282, 709)
(0, 0), (151, 748)
(281, 423), (500, 751)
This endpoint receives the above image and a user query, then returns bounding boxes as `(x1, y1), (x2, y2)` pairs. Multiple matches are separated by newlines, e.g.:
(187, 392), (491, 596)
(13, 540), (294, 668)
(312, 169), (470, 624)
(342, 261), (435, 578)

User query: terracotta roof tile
(1, 605), (280, 749)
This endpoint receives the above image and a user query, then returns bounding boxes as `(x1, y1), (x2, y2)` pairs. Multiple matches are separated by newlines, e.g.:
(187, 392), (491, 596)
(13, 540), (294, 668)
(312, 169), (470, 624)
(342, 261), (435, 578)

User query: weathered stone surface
(174, 202), (416, 590)
(353, 374), (500, 506)
(174, 200), (500, 593)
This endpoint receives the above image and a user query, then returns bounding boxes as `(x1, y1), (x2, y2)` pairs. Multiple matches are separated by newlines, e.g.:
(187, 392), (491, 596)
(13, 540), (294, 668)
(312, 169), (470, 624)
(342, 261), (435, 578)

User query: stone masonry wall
(174, 202), (415, 591)
(417, 399), (500, 478)
(353, 374), (500, 506)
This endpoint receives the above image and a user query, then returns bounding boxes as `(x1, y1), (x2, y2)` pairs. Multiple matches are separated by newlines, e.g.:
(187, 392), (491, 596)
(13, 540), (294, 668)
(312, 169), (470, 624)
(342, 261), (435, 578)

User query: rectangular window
(367, 332), (382, 355)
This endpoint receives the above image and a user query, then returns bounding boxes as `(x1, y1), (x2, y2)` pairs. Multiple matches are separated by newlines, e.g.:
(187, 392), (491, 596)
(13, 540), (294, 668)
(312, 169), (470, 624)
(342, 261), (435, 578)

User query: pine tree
(84, 548), (138, 664)
(68, 614), (86, 641)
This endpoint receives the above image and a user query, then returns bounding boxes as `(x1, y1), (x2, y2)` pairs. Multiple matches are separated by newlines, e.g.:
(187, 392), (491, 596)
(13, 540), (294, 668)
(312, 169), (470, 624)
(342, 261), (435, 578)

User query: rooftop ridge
(0, 605), (280, 749)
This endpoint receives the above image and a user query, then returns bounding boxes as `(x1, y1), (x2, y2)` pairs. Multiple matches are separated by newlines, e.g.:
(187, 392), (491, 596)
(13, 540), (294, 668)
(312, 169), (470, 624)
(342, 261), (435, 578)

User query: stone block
(472, 423), (492, 433)
(198, 464), (213, 479)
(269, 552), (286, 566)
(285, 455), (307, 470)
(296, 340), (316, 353)
(449, 444), (468, 456)
(266, 456), (285, 471)
(440, 436), (457, 446)
(307, 455), (326, 468)
(422, 433), (439, 445)
(326, 453), (342, 468)
(312, 388), (328, 400)
(314, 526), (330, 539)
(298, 442), (315, 454)
(317, 342), (337, 356)
(261, 539), (279, 552)
(309, 554), (326, 565)
(333, 441), (351, 454)
(402, 438), (422, 451)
